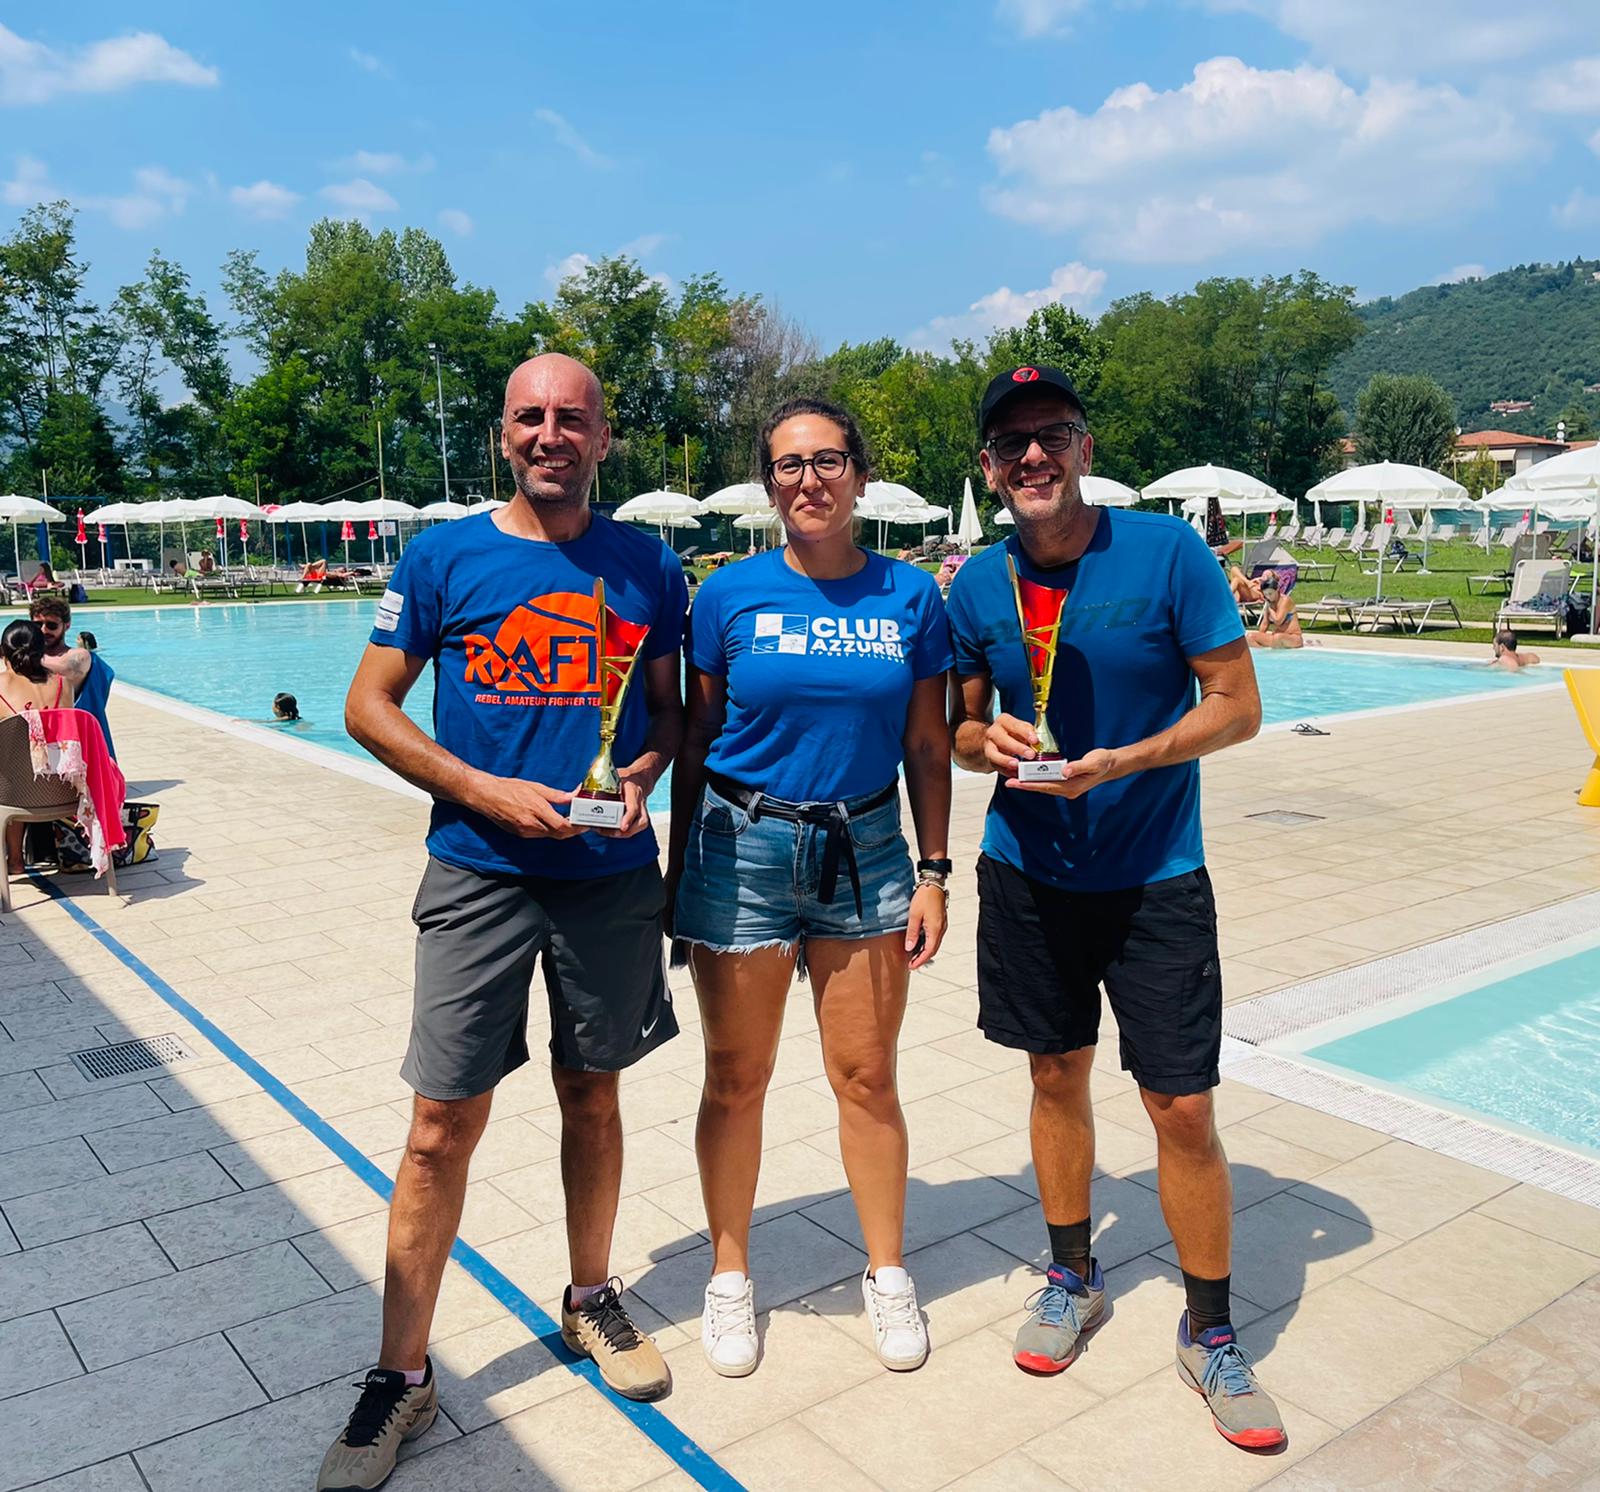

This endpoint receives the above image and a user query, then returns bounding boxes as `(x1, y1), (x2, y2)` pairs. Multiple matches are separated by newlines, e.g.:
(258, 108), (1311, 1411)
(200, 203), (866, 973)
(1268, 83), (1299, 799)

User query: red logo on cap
(1012, 366), (1041, 383)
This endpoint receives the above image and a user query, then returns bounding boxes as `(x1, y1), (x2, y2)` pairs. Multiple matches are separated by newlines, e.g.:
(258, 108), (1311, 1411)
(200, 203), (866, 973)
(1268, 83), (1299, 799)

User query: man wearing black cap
(947, 366), (1282, 1450)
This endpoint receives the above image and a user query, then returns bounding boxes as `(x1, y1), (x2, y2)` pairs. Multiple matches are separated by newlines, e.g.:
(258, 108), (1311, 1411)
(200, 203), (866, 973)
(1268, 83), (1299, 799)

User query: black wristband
(916, 858), (954, 876)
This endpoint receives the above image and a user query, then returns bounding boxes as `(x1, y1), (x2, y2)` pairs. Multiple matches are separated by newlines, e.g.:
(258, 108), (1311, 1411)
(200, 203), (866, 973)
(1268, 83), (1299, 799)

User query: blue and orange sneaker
(1013, 1260), (1106, 1374)
(1175, 1315), (1285, 1449)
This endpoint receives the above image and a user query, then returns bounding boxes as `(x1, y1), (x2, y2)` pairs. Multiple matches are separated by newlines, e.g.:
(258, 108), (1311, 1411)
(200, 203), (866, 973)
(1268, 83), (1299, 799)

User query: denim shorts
(674, 779), (915, 955)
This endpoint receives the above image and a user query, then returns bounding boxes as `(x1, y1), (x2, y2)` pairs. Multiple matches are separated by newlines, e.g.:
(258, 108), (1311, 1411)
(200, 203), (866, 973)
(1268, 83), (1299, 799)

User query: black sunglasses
(985, 421), (1087, 463)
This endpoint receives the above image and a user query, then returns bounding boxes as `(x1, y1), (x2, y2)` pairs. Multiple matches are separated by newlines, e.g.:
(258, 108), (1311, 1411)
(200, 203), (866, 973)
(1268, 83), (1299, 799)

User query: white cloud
(534, 108), (614, 170)
(997, 0), (1088, 36)
(438, 207), (474, 237)
(985, 56), (1524, 262)
(320, 177), (399, 217)
(0, 24), (216, 106)
(1531, 56), (1600, 115)
(1435, 264), (1487, 284)
(1, 154), (50, 206)
(545, 251), (593, 289)
(3, 154), (191, 228)
(619, 232), (666, 258)
(910, 262), (1107, 350)
(335, 149), (434, 175)
(1201, 0), (1581, 73)
(348, 48), (390, 76)
(1553, 188), (1600, 228)
(231, 179), (301, 219)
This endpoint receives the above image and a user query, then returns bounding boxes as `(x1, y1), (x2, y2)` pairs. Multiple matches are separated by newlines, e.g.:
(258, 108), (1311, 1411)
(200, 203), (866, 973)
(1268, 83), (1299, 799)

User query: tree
(1557, 403), (1596, 442)
(1353, 372), (1457, 469)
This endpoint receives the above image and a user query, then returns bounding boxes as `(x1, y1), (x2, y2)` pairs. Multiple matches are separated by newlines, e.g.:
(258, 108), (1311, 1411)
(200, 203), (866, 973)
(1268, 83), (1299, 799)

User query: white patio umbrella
(1307, 462), (1466, 579)
(955, 478), (984, 549)
(169, 494), (265, 570)
(615, 490), (705, 539)
(700, 482), (769, 515)
(732, 511), (781, 551)
(464, 498), (505, 514)
(418, 500), (471, 520)
(856, 482), (924, 548)
(991, 474), (1140, 527)
(1148, 465), (1285, 539)
(1504, 446), (1600, 637)
(0, 494), (63, 580)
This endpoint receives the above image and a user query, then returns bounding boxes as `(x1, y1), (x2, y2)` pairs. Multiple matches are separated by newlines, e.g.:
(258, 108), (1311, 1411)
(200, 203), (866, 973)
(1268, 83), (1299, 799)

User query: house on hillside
(1454, 429), (1568, 480)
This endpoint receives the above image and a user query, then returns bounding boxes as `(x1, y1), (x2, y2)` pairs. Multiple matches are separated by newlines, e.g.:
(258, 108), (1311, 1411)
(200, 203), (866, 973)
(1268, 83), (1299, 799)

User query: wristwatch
(916, 858), (954, 877)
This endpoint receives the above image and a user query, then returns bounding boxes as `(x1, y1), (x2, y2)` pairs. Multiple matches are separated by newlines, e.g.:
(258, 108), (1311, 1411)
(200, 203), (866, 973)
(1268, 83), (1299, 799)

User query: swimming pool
(1296, 933), (1600, 1157)
(85, 601), (1545, 805)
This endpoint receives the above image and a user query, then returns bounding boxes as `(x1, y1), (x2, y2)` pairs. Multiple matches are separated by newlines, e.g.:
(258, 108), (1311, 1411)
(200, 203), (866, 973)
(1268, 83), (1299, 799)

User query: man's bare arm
(344, 643), (579, 839)
(39, 647), (91, 687)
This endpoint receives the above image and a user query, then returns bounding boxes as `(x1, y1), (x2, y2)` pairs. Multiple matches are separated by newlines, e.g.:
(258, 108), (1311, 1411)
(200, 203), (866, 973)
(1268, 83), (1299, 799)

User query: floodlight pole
(429, 343), (450, 499)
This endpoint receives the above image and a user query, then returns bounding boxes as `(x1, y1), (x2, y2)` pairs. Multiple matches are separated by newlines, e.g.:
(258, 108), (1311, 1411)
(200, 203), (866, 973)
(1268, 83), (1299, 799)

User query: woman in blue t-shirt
(668, 397), (954, 1379)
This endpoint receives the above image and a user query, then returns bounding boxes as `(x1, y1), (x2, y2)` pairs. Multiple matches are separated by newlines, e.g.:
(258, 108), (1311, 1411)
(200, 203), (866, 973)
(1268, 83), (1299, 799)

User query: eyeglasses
(32, 619), (64, 631)
(985, 421), (1086, 463)
(765, 449), (851, 487)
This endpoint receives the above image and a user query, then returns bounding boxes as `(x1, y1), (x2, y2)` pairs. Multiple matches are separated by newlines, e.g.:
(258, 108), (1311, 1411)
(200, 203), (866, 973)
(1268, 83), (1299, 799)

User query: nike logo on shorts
(641, 1016), (659, 1040)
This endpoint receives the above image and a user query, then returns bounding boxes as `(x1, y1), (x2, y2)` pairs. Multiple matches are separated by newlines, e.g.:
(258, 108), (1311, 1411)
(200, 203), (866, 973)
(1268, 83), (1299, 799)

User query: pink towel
(23, 707), (127, 875)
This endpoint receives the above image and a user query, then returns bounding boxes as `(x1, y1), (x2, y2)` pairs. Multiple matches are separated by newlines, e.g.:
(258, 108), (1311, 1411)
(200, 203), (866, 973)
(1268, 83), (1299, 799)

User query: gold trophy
(570, 578), (652, 828)
(1005, 552), (1068, 782)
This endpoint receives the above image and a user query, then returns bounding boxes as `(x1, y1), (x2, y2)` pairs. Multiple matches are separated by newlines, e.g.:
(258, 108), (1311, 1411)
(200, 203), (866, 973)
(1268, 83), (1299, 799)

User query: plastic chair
(1566, 670), (1600, 808)
(0, 713), (119, 913)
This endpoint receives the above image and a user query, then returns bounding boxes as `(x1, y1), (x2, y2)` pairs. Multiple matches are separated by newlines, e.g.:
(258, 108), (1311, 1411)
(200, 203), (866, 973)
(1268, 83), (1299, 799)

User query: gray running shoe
(1013, 1260), (1106, 1374)
(562, 1278), (671, 1401)
(315, 1359), (438, 1490)
(1175, 1315), (1286, 1449)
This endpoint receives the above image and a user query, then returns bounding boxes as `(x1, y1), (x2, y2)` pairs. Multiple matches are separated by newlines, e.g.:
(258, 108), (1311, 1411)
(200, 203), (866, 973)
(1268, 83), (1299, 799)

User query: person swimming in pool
(1490, 629), (1540, 670)
(267, 692), (312, 731)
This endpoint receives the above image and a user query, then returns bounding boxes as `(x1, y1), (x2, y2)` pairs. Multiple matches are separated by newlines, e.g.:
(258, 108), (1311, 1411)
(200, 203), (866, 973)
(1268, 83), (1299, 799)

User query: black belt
(705, 770), (896, 918)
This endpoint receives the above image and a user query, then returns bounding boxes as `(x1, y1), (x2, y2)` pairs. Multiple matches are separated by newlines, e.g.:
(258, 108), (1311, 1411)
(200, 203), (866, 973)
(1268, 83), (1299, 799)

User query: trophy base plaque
(1017, 755), (1065, 784)
(570, 792), (626, 829)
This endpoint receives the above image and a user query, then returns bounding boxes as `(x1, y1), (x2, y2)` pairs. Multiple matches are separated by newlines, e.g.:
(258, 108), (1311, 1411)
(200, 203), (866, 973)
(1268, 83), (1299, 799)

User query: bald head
(500, 352), (610, 511)
(503, 353), (604, 423)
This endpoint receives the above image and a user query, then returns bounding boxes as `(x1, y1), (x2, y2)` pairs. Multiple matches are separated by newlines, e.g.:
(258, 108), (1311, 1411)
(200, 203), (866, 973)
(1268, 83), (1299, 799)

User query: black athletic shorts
(402, 856), (677, 1098)
(975, 854), (1222, 1095)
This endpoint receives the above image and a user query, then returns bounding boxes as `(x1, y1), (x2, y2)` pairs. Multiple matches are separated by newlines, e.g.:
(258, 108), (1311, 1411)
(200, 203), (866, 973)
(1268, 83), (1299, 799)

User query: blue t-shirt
(689, 548), (953, 802)
(75, 652), (115, 760)
(370, 511), (688, 879)
(946, 510), (1243, 892)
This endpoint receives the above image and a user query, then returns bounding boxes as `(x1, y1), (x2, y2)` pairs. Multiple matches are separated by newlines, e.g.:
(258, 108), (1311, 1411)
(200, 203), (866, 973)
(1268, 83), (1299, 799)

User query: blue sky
(4, 1), (1598, 361)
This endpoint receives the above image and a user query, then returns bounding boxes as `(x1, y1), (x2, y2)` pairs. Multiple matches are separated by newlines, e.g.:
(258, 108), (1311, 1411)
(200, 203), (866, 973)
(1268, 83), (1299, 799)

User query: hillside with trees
(1330, 259), (1600, 438)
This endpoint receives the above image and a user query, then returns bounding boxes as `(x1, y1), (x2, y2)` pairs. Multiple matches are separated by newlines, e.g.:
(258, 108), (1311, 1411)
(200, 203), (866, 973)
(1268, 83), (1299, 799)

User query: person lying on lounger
(1490, 629), (1539, 670)
(1247, 570), (1304, 649)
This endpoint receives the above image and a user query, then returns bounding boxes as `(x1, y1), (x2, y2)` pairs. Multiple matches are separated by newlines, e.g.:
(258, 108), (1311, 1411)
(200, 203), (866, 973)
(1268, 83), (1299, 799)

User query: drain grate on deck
(1245, 809), (1325, 827)
(71, 1034), (198, 1082)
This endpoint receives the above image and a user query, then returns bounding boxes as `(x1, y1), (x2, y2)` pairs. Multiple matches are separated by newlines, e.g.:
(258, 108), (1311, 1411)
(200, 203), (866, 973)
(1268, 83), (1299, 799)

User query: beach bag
(55, 800), (159, 870)
(68, 582), (88, 603)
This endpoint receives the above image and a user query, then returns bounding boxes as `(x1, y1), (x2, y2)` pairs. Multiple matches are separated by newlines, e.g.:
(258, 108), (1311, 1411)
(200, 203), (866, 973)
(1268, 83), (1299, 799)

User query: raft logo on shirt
(751, 612), (905, 661)
(463, 591), (645, 707)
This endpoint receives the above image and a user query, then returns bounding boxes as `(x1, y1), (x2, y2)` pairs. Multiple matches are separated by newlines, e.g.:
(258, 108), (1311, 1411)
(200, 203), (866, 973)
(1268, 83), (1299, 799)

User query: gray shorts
(401, 856), (677, 1098)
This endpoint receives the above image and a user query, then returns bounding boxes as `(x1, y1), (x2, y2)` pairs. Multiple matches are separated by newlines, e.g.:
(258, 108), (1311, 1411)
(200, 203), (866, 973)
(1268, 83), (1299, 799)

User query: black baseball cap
(978, 364), (1085, 438)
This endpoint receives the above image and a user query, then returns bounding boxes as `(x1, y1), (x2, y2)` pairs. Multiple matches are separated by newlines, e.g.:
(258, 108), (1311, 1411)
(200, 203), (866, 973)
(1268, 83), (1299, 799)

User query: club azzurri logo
(751, 612), (905, 660)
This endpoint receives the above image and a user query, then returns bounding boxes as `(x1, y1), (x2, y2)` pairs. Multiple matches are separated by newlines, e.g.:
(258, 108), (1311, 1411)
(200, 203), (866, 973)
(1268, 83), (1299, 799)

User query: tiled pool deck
(3, 647), (1599, 1490)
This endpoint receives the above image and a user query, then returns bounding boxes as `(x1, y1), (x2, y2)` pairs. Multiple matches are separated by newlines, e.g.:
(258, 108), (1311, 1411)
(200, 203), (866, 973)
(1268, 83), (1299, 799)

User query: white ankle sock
(401, 1365), (427, 1387)
(569, 1281), (607, 1309)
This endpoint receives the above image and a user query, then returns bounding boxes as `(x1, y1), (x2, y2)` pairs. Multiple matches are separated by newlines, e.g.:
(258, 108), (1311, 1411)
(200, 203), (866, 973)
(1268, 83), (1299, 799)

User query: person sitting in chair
(1490, 629), (1540, 670)
(1247, 570), (1304, 649)
(0, 619), (75, 880)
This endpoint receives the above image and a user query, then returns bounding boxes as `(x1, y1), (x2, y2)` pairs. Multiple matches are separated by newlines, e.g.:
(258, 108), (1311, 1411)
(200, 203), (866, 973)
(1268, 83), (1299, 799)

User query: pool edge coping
(1223, 890), (1600, 1210)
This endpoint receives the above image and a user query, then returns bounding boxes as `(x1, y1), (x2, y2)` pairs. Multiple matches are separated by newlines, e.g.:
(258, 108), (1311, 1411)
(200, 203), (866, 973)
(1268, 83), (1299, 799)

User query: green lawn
(1269, 537), (1594, 647)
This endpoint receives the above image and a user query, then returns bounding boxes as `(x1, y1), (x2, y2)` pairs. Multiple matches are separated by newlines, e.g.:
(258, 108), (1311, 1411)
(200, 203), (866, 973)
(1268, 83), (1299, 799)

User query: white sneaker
(701, 1272), (758, 1377)
(862, 1266), (928, 1371)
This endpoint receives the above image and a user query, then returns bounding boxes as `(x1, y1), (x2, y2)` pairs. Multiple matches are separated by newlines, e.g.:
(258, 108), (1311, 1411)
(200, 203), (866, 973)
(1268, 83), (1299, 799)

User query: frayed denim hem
(676, 924), (910, 982)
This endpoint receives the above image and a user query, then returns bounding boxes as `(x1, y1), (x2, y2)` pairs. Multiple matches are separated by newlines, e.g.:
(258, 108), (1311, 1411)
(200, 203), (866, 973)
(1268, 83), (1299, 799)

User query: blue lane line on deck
(30, 875), (745, 1492)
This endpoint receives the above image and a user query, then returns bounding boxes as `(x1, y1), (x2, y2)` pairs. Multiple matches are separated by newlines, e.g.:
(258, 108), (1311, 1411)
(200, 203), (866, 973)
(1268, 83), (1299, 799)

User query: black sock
(1182, 1270), (1231, 1333)
(1046, 1218), (1092, 1280)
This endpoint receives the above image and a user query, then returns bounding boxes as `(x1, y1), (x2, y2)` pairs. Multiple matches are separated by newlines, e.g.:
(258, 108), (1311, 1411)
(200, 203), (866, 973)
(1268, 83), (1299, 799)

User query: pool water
(84, 600), (1542, 812)
(1304, 938), (1600, 1155)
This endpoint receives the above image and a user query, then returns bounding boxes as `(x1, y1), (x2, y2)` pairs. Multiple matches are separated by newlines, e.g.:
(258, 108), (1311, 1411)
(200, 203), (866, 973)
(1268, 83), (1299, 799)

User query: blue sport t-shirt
(370, 511), (688, 879)
(946, 510), (1244, 892)
(688, 548), (953, 802)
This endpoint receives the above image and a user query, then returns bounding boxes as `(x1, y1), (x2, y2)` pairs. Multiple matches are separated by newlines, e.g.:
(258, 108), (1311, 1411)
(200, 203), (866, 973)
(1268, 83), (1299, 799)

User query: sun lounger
(1296, 595), (1361, 630)
(1353, 596), (1464, 633)
(1494, 560), (1572, 636)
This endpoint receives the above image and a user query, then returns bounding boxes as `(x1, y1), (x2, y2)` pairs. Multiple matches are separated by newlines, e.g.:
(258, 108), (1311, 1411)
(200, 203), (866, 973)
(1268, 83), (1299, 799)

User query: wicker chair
(0, 713), (118, 913)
